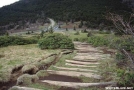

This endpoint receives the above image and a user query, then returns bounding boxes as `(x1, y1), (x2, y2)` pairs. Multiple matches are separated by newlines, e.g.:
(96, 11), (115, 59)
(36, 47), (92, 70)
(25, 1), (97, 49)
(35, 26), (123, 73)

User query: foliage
(116, 69), (134, 86)
(38, 33), (74, 49)
(0, 36), (38, 47)
(87, 36), (109, 47)
(74, 31), (80, 35)
(87, 32), (93, 37)
(73, 38), (79, 41)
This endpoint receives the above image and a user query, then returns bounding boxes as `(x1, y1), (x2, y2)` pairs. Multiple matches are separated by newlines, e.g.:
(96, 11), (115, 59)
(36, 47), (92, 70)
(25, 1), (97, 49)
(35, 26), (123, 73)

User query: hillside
(0, 0), (131, 34)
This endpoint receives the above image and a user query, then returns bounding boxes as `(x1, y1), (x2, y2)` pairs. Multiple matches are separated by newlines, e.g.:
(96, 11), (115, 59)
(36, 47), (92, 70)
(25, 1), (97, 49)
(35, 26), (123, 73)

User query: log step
(42, 80), (116, 89)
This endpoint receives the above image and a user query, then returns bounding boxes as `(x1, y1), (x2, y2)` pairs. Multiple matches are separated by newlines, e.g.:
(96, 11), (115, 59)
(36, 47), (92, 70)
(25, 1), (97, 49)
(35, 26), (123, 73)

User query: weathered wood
(66, 63), (97, 68)
(42, 80), (116, 88)
(47, 70), (101, 79)
(53, 66), (98, 72)
(66, 60), (100, 65)
(10, 86), (41, 90)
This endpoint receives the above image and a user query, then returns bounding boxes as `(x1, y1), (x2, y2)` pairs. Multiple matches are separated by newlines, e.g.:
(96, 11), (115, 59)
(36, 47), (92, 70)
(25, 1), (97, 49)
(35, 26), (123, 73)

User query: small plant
(73, 26), (76, 31)
(73, 38), (79, 41)
(40, 30), (45, 37)
(74, 31), (80, 35)
(87, 32), (92, 37)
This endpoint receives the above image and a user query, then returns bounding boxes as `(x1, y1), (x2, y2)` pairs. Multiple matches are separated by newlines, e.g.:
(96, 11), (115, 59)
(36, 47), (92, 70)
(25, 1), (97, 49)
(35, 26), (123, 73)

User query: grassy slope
(0, 44), (60, 82)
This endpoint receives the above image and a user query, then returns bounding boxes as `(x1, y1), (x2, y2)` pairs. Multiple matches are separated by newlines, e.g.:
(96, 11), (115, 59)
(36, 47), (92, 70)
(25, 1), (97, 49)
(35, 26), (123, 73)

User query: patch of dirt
(101, 48), (115, 56)
(58, 87), (78, 90)
(40, 74), (82, 82)
(0, 55), (5, 58)
(0, 81), (16, 90)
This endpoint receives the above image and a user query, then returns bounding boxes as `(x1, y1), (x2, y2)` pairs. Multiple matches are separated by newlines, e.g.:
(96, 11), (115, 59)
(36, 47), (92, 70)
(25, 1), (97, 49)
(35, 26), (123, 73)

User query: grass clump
(22, 65), (39, 74)
(38, 33), (74, 49)
(0, 70), (12, 82)
(16, 74), (39, 85)
(36, 70), (49, 78)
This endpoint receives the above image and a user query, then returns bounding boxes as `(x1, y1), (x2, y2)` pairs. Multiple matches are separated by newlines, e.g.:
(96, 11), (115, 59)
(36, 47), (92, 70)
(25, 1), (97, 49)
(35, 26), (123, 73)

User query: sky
(0, 0), (19, 8)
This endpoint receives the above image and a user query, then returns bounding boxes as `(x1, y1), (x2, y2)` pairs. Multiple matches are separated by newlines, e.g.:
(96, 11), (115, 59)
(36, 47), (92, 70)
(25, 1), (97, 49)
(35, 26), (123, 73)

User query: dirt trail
(40, 41), (116, 89)
(10, 41), (116, 90)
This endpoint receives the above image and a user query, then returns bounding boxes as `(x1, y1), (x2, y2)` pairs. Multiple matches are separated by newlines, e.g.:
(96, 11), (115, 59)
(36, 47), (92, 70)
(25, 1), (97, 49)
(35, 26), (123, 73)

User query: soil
(40, 74), (82, 82)
(0, 81), (16, 90)
(58, 87), (78, 90)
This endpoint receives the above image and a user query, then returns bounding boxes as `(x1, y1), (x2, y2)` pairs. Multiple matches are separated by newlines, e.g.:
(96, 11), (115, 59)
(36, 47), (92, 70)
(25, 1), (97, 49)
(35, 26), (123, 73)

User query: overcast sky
(0, 0), (19, 8)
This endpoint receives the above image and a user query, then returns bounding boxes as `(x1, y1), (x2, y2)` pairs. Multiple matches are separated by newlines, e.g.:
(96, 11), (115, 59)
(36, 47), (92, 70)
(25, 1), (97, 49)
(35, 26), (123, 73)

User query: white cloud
(0, 0), (19, 7)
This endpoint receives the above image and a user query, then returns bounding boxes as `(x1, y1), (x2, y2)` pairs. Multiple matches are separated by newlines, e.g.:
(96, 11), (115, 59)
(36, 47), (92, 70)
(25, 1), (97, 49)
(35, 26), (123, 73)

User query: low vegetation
(0, 36), (38, 47)
(38, 33), (74, 49)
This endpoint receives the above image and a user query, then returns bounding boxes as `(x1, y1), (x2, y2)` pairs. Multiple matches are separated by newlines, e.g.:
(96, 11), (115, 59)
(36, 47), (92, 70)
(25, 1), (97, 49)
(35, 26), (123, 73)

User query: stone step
(42, 80), (116, 89)
(66, 63), (97, 68)
(10, 86), (41, 90)
(47, 70), (101, 79)
(66, 60), (100, 65)
(53, 66), (98, 73)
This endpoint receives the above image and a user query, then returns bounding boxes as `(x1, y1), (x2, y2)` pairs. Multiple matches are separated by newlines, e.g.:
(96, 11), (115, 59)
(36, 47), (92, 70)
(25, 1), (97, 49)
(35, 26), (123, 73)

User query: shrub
(38, 33), (74, 49)
(87, 36), (109, 47)
(74, 31), (80, 35)
(0, 36), (38, 47)
(73, 38), (79, 41)
(116, 69), (134, 86)
(87, 32), (92, 37)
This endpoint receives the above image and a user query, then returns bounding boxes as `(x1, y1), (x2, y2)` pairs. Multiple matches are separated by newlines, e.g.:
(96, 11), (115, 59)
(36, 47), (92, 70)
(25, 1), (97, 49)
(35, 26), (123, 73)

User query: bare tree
(107, 13), (134, 69)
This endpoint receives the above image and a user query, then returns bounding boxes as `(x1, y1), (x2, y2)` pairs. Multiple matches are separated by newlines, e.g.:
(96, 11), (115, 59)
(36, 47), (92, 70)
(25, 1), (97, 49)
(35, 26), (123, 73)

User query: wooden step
(47, 70), (101, 79)
(42, 80), (116, 89)
(66, 60), (100, 65)
(10, 86), (41, 90)
(66, 63), (97, 68)
(53, 66), (98, 72)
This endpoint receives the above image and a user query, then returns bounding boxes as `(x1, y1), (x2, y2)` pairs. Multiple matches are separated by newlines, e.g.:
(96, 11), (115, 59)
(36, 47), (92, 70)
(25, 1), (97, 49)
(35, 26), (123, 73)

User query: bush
(73, 38), (79, 41)
(87, 36), (109, 47)
(116, 69), (134, 86)
(0, 36), (38, 47)
(74, 31), (80, 35)
(38, 33), (74, 49)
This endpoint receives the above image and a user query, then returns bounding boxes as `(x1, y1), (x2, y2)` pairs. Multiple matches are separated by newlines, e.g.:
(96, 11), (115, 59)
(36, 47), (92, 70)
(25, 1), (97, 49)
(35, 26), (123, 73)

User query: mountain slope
(0, 0), (131, 33)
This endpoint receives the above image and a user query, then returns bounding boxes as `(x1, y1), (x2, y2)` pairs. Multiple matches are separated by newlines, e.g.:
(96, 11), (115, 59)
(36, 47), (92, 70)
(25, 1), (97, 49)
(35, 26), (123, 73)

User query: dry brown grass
(0, 44), (60, 82)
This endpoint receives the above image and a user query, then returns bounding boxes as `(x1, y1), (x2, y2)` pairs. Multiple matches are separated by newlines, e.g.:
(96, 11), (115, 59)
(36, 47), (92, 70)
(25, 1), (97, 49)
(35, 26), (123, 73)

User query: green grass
(0, 44), (60, 82)
(64, 31), (88, 41)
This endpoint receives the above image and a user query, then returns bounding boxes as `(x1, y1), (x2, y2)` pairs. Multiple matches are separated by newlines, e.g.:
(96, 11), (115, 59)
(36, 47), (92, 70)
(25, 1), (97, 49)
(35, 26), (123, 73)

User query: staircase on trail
(11, 41), (116, 90)
(41, 41), (116, 89)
